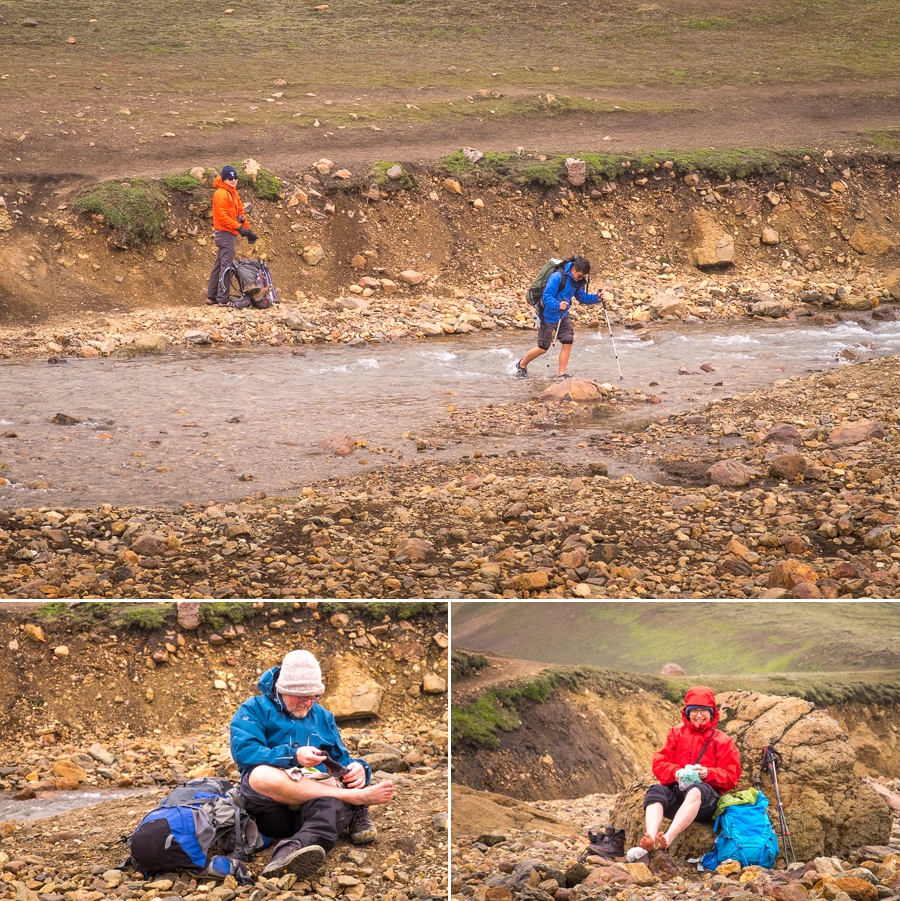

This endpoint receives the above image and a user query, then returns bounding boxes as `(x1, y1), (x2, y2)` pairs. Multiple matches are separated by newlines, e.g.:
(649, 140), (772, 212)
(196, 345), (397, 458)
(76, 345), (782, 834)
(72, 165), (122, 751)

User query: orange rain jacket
(211, 176), (249, 235)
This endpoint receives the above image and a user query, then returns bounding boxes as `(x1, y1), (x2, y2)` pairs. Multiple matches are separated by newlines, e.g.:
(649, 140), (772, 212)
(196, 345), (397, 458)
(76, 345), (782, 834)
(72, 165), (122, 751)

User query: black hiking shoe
(515, 359), (528, 379)
(348, 805), (377, 844)
(584, 827), (626, 858)
(261, 843), (326, 878)
(556, 372), (572, 380)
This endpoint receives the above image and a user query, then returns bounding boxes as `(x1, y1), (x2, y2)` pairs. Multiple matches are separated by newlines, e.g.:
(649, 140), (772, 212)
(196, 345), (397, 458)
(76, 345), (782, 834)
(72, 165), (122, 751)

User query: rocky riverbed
(451, 783), (900, 901)
(4, 346), (900, 598)
(0, 263), (896, 362)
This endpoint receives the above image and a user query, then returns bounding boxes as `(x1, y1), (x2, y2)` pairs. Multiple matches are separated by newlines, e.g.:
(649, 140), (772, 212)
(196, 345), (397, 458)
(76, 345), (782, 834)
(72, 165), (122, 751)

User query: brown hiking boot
(584, 826), (626, 858)
(348, 805), (377, 844)
(261, 843), (326, 878)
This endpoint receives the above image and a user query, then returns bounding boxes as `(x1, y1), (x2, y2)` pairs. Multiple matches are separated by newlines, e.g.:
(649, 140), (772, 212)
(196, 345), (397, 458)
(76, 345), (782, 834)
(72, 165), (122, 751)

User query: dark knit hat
(221, 165), (238, 181)
(685, 705), (714, 717)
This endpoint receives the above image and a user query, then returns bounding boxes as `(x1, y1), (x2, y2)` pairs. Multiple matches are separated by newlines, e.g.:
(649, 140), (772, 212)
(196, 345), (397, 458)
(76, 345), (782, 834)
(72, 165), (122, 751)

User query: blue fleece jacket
(230, 666), (371, 784)
(541, 262), (601, 325)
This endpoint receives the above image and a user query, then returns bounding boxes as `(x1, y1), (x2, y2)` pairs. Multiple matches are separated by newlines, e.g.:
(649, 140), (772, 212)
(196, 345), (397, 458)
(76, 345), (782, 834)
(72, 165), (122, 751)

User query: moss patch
(72, 179), (170, 246)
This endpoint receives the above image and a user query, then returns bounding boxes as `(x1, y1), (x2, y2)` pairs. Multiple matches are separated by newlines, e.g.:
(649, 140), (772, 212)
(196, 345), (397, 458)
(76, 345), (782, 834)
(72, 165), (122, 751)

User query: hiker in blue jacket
(516, 255), (604, 379)
(231, 650), (394, 879)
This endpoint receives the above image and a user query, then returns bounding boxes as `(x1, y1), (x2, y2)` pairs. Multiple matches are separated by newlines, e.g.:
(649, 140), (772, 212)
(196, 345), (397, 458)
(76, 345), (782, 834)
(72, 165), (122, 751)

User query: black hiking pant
(238, 773), (354, 853)
(207, 230), (237, 304)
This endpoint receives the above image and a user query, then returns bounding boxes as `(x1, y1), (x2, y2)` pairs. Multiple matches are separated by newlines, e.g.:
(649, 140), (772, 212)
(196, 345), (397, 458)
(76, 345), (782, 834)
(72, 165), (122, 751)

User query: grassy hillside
(2, 0), (898, 117)
(451, 602), (900, 674)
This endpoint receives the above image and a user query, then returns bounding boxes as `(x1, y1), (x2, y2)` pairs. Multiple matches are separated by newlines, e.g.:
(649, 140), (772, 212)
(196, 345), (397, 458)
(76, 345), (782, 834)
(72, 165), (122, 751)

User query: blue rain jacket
(541, 262), (601, 325)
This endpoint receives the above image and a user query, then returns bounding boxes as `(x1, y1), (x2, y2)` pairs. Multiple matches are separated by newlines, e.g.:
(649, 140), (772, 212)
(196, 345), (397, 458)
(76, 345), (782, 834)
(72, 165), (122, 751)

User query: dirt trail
(4, 81), (899, 181)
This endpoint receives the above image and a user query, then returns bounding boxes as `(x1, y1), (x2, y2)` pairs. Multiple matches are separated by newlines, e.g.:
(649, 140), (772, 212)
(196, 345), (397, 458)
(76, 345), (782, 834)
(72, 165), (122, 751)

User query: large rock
(686, 212), (734, 269)
(177, 601), (201, 631)
(566, 158), (586, 187)
(884, 269), (900, 301)
(849, 227), (896, 256)
(539, 378), (609, 402)
(706, 459), (755, 487)
(321, 654), (383, 720)
(828, 419), (885, 446)
(614, 691), (892, 860)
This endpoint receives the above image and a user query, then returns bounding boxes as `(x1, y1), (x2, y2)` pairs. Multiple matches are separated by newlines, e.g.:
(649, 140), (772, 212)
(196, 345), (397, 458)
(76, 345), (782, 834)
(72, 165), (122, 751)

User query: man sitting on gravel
(637, 685), (740, 855)
(230, 649), (394, 879)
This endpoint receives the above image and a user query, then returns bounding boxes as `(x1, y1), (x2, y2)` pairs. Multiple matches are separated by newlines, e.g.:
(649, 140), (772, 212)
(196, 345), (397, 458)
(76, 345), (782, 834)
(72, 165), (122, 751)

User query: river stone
(836, 294), (874, 311)
(539, 378), (606, 402)
(650, 294), (689, 319)
(322, 654), (383, 720)
(686, 211), (734, 269)
(828, 419), (885, 446)
(770, 452), (807, 480)
(751, 299), (785, 317)
(184, 330), (211, 345)
(705, 459), (755, 487)
(763, 423), (801, 445)
(318, 434), (356, 456)
(884, 269), (900, 300)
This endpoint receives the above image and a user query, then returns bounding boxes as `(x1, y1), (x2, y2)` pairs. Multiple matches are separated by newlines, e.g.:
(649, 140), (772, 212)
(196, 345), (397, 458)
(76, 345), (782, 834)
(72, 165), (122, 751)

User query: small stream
(2, 313), (899, 510)
(0, 787), (155, 822)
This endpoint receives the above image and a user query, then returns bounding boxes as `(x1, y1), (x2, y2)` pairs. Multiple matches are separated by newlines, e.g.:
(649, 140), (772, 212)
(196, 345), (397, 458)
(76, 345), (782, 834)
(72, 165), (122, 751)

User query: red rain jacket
(651, 685), (741, 793)
(211, 176), (248, 235)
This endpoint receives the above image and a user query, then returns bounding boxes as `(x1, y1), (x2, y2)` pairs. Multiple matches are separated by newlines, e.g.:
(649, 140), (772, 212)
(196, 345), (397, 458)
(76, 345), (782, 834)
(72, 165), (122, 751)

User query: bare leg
(557, 343), (573, 376)
(519, 346), (546, 369)
(641, 801), (664, 851)
(249, 765), (394, 807)
(661, 787), (702, 848)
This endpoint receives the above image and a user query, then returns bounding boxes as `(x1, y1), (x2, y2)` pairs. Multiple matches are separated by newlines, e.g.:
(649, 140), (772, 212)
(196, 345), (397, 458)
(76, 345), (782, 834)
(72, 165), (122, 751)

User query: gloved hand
(237, 226), (250, 237)
(246, 230), (258, 245)
(237, 215), (246, 224)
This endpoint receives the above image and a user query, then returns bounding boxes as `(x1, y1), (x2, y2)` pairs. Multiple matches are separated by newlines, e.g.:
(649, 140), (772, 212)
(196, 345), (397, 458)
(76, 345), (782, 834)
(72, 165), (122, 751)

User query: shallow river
(0, 787), (155, 822)
(2, 314), (899, 510)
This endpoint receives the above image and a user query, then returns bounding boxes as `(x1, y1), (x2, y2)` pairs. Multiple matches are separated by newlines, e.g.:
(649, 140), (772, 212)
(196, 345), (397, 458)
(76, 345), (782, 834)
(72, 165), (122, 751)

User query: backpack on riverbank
(701, 788), (779, 870)
(526, 256), (579, 321)
(123, 777), (267, 883)
(222, 257), (279, 309)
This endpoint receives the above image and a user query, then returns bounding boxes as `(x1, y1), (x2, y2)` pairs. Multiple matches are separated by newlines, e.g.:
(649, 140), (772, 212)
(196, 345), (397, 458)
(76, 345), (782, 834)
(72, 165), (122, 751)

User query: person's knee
(247, 765), (282, 797)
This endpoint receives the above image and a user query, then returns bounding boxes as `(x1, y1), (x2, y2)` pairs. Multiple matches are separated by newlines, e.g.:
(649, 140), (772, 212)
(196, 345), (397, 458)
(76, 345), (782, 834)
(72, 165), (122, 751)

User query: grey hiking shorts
(537, 316), (574, 349)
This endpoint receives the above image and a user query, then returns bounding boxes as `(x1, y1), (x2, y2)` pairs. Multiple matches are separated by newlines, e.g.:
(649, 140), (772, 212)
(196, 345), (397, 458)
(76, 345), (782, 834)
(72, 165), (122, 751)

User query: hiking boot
(586, 827), (625, 858)
(348, 805), (377, 844)
(515, 359), (528, 379)
(556, 372), (572, 380)
(261, 843), (326, 878)
(245, 284), (270, 301)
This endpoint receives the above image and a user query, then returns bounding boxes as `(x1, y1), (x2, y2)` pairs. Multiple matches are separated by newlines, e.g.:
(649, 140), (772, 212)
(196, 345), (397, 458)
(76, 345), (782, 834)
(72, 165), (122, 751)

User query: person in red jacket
(206, 164), (259, 305)
(639, 685), (741, 853)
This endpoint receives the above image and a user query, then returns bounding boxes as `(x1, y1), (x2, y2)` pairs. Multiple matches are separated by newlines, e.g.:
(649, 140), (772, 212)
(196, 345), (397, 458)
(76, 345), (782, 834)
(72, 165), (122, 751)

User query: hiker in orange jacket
(637, 685), (741, 854)
(206, 165), (259, 305)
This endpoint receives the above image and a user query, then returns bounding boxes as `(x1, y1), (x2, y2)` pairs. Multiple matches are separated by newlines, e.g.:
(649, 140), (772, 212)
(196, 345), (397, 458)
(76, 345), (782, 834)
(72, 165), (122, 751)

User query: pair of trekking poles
(756, 744), (797, 866)
(545, 294), (623, 380)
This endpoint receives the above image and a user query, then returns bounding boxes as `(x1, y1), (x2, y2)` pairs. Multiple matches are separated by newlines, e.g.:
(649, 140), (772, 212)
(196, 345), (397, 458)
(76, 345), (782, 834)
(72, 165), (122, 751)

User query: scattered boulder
(705, 459), (755, 487)
(322, 654), (383, 720)
(565, 158), (586, 187)
(849, 227), (896, 256)
(539, 378), (608, 402)
(301, 244), (324, 266)
(761, 226), (780, 245)
(828, 419), (885, 446)
(884, 269), (900, 301)
(318, 434), (357, 456)
(659, 663), (686, 675)
(686, 212), (735, 269)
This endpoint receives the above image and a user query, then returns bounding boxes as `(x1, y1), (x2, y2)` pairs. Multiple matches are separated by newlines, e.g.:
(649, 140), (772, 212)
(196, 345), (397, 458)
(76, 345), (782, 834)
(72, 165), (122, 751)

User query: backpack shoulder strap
(693, 733), (715, 766)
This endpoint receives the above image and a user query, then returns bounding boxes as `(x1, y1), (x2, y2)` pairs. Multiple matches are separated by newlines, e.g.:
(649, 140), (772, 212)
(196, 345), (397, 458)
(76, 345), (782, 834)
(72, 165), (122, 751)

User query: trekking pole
(600, 294), (623, 381)
(762, 745), (796, 865)
(545, 318), (562, 378)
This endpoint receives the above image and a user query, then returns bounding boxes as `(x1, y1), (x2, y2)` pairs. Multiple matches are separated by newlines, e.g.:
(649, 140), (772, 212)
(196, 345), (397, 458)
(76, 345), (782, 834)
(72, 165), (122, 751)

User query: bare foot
(353, 780), (394, 806)
(655, 832), (669, 850)
(639, 833), (656, 852)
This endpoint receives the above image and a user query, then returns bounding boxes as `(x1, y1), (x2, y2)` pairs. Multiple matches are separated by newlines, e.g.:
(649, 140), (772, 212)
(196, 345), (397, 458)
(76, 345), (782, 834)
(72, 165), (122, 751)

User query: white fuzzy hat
(275, 650), (324, 696)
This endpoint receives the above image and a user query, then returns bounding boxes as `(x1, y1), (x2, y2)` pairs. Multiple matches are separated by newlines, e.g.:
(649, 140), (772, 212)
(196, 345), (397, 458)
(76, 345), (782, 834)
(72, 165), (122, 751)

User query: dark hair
(571, 256), (591, 275)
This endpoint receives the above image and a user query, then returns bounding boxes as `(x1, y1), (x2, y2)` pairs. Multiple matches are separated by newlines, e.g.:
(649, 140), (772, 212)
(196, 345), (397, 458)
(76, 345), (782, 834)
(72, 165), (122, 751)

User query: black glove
(237, 215), (246, 224)
(246, 230), (258, 245)
(237, 226), (250, 237)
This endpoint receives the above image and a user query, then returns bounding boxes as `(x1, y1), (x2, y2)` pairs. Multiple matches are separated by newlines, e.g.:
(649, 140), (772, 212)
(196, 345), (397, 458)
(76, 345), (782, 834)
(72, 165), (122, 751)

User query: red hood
(681, 685), (720, 731)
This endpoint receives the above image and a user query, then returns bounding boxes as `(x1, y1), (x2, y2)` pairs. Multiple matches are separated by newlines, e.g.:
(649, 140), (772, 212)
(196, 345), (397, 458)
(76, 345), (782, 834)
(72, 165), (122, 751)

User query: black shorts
(643, 782), (721, 823)
(537, 316), (574, 349)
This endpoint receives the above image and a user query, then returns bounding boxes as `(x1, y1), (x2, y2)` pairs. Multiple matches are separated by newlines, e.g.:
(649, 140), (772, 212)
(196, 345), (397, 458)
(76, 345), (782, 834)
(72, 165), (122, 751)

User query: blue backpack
(701, 789), (779, 870)
(125, 777), (268, 883)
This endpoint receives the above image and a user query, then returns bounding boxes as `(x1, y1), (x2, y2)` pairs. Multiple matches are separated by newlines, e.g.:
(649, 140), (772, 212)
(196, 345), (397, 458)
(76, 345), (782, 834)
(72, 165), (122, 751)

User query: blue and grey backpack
(701, 788), (779, 870)
(125, 777), (268, 883)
